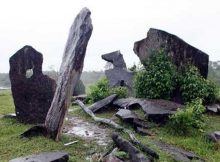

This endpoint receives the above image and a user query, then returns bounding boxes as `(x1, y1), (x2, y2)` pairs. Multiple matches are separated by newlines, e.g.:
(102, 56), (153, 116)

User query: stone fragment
(134, 28), (209, 78)
(90, 94), (118, 113)
(9, 152), (69, 162)
(206, 131), (220, 142)
(136, 127), (152, 136)
(102, 51), (127, 69)
(206, 104), (220, 114)
(116, 109), (138, 122)
(9, 46), (56, 124)
(102, 154), (123, 162)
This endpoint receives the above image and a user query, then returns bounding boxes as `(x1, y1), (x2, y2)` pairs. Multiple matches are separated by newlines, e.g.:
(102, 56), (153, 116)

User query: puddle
(64, 116), (111, 146)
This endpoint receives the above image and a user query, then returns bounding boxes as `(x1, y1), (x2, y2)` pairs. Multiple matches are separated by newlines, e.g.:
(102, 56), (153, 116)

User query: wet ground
(64, 116), (112, 146)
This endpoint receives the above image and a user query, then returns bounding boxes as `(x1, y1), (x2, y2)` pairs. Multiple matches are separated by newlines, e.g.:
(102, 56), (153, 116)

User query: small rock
(206, 104), (220, 114)
(116, 109), (138, 122)
(136, 127), (152, 136)
(207, 131), (220, 142)
(102, 154), (123, 162)
(9, 152), (69, 162)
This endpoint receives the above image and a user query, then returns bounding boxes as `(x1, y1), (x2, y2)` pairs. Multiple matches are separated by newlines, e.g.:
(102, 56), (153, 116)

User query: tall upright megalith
(9, 46), (56, 124)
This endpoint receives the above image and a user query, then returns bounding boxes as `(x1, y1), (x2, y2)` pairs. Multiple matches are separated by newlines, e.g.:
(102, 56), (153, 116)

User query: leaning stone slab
(9, 46), (56, 124)
(90, 94), (118, 113)
(9, 151), (69, 162)
(134, 28), (209, 78)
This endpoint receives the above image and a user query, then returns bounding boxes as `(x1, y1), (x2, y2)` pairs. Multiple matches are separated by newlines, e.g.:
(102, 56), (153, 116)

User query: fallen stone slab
(206, 104), (220, 114)
(116, 109), (138, 121)
(112, 133), (151, 162)
(9, 151), (69, 162)
(153, 140), (205, 162)
(113, 98), (142, 109)
(206, 131), (220, 142)
(113, 98), (184, 123)
(133, 28), (209, 78)
(90, 94), (118, 113)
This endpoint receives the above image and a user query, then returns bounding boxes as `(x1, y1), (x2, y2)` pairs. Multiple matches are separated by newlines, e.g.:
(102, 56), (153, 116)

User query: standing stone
(102, 51), (133, 93)
(9, 46), (56, 124)
(134, 28), (209, 78)
(45, 7), (93, 140)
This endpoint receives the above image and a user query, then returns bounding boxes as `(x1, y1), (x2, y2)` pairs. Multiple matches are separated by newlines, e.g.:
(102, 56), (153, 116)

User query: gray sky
(0, 0), (220, 73)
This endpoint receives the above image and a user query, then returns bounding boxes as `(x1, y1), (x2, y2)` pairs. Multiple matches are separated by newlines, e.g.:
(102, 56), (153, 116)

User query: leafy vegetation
(179, 65), (219, 103)
(86, 78), (128, 103)
(168, 99), (206, 135)
(134, 49), (177, 99)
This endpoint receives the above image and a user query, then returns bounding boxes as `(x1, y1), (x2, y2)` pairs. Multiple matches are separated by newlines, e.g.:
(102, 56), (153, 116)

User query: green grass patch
(1, 89), (220, 161)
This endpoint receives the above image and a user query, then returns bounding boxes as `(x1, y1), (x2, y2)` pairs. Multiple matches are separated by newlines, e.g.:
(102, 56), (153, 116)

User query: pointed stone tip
(81, 7), (91, 15)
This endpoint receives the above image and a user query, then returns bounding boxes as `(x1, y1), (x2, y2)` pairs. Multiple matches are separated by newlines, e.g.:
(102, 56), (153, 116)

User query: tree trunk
(44, 7), (93, 141)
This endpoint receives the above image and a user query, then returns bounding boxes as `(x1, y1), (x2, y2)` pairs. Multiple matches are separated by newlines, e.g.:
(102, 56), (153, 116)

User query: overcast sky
(0, 0), (220, 73)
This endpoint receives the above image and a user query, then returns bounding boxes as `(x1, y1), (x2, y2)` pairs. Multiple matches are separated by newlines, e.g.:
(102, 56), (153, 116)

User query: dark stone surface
(206, 104), (220, 114)
(113, 98), (183, 123)
(136, 127), (152, 136)
(116, 109), (138, 121)
(102, 51), (133, 94)
(90, 94), (118, 113)
(207, 131), (220, 142)
(153, 140), (205, 162)
(9, 151), (69, 162)
(105, 68), (133, 90)
(9, 46), (56, 124)
(102, 51), (127, 69)
(102, 154), (123, 162)
(73, 79), (85, 96)
(134, 28), (209, 78)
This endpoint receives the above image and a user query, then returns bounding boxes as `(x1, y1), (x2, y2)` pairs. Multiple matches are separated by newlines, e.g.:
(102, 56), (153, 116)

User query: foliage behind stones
(87, 78), (128, 103)
(134, 49), (177, 99)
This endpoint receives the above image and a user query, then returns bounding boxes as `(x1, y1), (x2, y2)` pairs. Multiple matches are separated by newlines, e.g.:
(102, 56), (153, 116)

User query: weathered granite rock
(102, 51), (133, 93)
(134, 28), (209, 78)
(153, 141), (205, 162)
(206, 131), (220, 142)
(9, 46), (56, 124)
(206, 104), (220, 114)
(102, 51), (127, 69)
(9, 151), (69, 162)
(113, 98), (184, 123)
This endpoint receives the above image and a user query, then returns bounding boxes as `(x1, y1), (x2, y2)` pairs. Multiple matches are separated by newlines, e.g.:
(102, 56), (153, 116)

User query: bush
(168, 99), (205, 135)
(179, 65), (219, 104)
(134, 49), (176, 99)
(87, 78), (128, 103)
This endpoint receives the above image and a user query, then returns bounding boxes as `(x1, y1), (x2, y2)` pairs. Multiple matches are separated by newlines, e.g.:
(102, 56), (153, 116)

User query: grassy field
(0, 90), (220, 161)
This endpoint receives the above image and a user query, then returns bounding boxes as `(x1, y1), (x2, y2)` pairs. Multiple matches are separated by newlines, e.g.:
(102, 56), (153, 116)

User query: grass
(1, 89), (220, 161)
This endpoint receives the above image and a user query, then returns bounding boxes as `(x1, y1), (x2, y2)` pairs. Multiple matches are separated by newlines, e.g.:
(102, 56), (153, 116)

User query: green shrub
(87, 78), (110, 103)
(179, 65), (219, 104)
(134, 49), (177, 99)
(110, 86), (128, 99)
(87, 78), (128, 103)
(168, 99), (205, 135)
